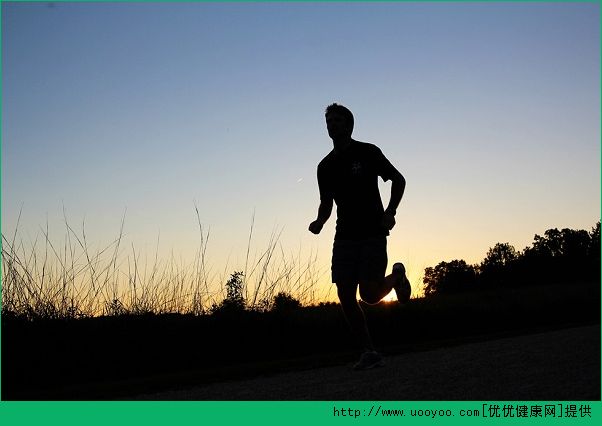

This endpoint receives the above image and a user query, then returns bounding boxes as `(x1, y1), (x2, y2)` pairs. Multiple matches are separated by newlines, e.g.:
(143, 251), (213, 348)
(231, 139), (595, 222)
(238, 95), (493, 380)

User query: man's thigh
(358, 237), (388, 282)
(332, 240), (360, 284)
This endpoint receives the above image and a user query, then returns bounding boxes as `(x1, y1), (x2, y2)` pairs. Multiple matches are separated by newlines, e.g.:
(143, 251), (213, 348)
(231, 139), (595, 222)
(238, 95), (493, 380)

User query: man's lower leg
(338, 289), (374, 351)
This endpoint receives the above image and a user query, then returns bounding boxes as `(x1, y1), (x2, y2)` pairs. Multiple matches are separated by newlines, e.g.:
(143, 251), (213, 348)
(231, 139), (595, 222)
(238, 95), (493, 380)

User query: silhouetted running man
(309, 103), (411, 370)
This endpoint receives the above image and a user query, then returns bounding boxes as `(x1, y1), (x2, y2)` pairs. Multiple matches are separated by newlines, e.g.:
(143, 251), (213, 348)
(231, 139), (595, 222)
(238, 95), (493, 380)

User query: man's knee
(359, 282), (382, 305)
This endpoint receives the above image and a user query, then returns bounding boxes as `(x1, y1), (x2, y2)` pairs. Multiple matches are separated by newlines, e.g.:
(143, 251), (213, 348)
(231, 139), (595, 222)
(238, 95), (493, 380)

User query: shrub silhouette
(272, 292), (301, 313)
(211, 271), (246, 315)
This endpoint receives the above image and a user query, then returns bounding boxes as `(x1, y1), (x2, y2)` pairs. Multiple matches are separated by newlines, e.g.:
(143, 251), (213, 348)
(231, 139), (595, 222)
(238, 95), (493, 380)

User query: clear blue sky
(2, 2), (600, 299)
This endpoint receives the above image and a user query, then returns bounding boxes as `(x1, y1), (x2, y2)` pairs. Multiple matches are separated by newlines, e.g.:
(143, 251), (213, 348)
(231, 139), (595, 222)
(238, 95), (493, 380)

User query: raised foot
(392, 262), (411, 304)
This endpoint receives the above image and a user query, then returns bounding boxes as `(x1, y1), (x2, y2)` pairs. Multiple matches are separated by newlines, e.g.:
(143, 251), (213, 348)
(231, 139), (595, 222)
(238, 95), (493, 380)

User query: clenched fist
(308, 220), (324, 235)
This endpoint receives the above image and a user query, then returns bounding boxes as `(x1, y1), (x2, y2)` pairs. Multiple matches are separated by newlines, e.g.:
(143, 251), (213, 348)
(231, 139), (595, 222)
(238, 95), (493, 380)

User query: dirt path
(136, 325), (600, 400)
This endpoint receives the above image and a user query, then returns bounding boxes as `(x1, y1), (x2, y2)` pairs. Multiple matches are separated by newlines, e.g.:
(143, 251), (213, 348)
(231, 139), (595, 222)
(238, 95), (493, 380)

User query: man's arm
(309, 198), (333, 234)
(310, 162), (334, 235)
(382, 170), (406, 230)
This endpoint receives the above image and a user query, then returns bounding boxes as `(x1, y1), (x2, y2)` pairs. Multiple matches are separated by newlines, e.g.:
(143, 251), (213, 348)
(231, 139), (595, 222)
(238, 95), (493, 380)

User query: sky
(2, 1), (600, 301)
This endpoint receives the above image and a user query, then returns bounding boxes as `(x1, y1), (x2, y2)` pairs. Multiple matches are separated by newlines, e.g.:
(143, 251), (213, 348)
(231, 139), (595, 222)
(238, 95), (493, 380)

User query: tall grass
(1, 209), (329, 320)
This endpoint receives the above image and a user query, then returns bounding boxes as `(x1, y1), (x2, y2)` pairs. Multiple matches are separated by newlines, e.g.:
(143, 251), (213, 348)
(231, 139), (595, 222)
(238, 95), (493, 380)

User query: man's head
(325, 103), (354, 141)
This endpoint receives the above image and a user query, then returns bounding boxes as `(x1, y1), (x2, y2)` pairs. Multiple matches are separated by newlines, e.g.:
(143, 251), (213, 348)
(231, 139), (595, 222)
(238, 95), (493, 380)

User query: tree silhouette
(423, 222), (599, 296)
(527, 228), (590, 259)
(482, 243), (518, 268)
(424, 260), (477, 296)
(520, 227), (594, 285)
(589, 222), (600, 256)
(479, 243), (518, 288)
(530, 228), (563, 257)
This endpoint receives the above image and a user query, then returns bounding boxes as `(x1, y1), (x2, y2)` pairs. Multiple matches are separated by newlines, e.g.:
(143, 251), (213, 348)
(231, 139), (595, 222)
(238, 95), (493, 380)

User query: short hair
(325, 103), (354, 132)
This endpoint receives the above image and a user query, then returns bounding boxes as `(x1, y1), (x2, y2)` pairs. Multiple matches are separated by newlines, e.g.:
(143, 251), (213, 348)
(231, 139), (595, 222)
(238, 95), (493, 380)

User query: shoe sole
(353, 360), (386, 371)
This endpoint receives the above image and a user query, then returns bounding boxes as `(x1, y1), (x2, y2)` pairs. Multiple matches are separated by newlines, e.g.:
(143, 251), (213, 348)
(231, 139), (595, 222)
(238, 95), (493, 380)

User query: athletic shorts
(331, 237), (388, 284)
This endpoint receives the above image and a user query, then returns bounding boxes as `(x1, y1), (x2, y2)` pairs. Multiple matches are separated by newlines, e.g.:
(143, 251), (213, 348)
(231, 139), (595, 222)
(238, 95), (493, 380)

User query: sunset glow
(2, 2), (599, 310)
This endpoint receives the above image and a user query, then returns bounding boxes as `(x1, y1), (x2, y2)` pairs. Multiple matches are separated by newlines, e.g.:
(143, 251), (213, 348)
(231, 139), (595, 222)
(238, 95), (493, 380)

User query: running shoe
(392, 262), (411, 304)
(353, 351), (385, 371)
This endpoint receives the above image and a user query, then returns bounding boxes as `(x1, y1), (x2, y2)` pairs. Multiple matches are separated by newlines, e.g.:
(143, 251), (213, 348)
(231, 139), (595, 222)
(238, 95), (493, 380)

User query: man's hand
(308, 220), (324, 235)
(382, 211), (396, 231)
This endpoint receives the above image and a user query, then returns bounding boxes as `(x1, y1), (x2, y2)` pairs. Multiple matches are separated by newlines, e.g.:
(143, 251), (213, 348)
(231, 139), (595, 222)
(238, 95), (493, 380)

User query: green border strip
(0, 401), (600, 425)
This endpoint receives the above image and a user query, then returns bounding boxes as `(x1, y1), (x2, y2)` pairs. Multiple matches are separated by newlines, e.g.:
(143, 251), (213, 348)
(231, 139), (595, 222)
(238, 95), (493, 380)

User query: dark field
(2, 281), (600, 400)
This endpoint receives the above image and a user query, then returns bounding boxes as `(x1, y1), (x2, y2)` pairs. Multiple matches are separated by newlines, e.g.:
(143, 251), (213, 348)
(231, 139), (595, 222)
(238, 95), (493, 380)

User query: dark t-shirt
(317, 140), (397, 241)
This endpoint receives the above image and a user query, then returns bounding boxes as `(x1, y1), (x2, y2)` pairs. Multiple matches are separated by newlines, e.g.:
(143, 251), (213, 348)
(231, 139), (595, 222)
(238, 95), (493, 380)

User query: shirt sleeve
(373, 146), (398, 182)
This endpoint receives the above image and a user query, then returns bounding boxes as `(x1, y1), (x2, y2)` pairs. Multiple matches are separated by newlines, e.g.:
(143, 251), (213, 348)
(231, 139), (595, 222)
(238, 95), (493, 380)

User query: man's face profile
(326, 112), (351, 141)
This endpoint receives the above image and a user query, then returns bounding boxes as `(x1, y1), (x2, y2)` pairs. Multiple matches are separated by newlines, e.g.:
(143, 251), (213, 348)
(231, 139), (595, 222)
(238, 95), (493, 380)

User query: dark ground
(135, 325), (601, 401)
